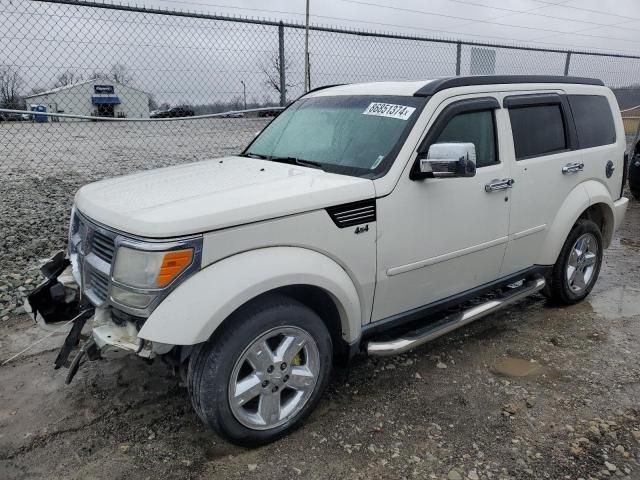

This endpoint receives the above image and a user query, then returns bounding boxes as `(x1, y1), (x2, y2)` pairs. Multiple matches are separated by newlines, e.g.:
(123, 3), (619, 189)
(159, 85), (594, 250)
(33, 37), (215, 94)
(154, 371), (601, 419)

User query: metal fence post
(564, 51), (572, 76)
(278, 22), (286, 106)
(456, 42), (462, 76)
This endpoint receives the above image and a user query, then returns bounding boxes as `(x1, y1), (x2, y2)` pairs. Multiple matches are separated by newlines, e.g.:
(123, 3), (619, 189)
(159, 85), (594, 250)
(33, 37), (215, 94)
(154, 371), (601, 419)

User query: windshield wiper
(241, 152), (268, 159)
(244, 153), (324, 170)
(269, 156), (324, 169)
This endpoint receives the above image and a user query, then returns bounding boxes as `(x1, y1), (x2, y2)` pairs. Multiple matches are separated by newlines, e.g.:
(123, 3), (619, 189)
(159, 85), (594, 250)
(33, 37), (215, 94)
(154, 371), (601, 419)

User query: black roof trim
(414, 75), (604, 97)
(305, 84), (345, 95)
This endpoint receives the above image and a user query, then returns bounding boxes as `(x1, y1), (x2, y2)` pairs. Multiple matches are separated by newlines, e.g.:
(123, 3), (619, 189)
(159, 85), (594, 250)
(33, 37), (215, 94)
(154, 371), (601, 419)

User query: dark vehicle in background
(628, 124), (640, 200)
(629, 145), (640, 200)
(0, 112), (27, 122)
(257, 108), (282, 118)
(150, 106), (195, 118)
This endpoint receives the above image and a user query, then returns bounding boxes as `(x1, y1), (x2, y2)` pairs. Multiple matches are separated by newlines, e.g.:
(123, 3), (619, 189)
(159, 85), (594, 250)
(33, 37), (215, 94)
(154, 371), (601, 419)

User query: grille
(70, 211), (117, 307)
(89, 270), (110, 303)
(91, 230), (116, 263)
(326, 199), (376, 228)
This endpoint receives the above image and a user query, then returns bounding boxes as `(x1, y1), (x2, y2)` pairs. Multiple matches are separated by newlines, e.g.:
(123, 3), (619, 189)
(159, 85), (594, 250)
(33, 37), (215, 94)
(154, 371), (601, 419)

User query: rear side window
(509, 105), (567, 160)
(568, 95), (616, 148)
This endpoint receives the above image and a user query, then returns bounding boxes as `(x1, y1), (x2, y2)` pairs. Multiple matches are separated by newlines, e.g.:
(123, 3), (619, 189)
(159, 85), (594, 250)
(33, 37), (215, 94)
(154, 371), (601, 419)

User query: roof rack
(414, 75), (604, 97)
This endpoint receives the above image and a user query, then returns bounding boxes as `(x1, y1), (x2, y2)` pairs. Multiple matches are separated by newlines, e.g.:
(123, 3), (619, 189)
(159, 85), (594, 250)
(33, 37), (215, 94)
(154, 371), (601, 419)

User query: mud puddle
(491, 356), (543, 377)
(588, 285), (640, 320)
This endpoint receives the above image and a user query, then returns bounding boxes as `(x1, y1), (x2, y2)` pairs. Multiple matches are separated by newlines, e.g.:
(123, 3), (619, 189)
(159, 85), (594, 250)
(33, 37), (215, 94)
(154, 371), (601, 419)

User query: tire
(631, 189), (640, 201)
(187, 294), (333, 446)
(547, 219), (603, 305)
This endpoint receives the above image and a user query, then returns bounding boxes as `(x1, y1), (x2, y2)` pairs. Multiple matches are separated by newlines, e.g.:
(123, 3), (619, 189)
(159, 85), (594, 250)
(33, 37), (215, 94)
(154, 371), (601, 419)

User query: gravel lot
(0, 119), (269, 320)
(0, 122), (639, 479)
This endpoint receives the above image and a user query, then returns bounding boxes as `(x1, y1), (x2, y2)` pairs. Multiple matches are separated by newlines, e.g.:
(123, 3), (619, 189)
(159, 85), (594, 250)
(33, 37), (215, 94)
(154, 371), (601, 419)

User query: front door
(372, 94), (512, 322)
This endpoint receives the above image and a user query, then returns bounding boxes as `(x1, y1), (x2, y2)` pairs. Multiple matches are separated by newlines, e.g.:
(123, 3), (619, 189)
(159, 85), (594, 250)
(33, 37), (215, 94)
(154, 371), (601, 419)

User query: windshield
(244, 95), (426, 178)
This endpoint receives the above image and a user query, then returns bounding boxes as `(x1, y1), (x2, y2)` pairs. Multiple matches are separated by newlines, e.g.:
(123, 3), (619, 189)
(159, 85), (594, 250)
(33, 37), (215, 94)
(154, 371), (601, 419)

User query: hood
(74, 156), (375, 237)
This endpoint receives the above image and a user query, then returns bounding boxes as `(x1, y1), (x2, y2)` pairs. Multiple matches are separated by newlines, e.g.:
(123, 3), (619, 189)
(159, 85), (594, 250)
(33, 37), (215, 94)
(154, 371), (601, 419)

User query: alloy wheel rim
(566, 232), (598, 293)
(228, 326), (320, 430)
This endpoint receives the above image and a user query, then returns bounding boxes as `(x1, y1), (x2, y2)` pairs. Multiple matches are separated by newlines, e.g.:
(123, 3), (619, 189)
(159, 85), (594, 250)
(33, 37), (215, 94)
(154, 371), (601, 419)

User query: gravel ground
(0, 201), (638, 479)
(0, 119), (268, 321)
(0, 123), (639, 479)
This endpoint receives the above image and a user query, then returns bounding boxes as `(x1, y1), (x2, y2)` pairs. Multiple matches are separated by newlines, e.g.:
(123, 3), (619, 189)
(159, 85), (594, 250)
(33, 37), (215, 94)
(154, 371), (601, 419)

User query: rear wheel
(631, 189), (640, 201)
(187, 294), (332, 446)
(547, 219), (603, 305)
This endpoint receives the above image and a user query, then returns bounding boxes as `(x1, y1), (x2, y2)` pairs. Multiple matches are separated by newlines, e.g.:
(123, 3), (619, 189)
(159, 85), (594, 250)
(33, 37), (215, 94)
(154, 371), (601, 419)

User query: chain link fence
(2, 0), (640, 319)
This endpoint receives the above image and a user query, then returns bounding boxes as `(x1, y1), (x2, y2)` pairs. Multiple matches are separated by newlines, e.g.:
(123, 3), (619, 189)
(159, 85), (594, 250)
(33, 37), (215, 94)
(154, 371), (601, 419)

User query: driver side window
(435, 110), (498, 168)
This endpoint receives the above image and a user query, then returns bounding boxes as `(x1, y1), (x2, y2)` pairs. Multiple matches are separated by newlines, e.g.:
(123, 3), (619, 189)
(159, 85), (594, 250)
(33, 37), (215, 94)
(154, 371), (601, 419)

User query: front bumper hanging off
(26, 252), (154, 383)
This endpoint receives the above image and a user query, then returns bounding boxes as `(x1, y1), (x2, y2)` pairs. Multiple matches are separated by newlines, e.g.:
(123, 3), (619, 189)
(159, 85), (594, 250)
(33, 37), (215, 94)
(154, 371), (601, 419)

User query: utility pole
(304, 0), (310, 93)
(240, 80), (246, 110)
(278, 22), (286, 106)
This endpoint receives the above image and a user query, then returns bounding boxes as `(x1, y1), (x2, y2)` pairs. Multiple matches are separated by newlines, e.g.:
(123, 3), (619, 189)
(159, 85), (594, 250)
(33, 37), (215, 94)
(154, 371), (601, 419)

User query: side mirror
(417, 142), (477, 179)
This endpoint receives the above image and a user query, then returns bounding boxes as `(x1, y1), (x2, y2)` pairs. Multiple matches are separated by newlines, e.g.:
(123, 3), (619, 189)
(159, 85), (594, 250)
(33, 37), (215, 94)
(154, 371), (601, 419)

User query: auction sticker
(363, 102), (416, 120)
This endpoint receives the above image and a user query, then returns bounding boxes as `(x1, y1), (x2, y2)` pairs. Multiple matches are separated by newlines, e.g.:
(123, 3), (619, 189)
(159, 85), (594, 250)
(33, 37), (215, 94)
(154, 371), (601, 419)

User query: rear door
(500, 92), (579, 274)
(500, 90), (620, 274)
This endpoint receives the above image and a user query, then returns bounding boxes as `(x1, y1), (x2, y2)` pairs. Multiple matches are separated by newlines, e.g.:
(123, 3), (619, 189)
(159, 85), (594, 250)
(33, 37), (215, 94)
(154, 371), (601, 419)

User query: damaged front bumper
(26, 252), (160, 383)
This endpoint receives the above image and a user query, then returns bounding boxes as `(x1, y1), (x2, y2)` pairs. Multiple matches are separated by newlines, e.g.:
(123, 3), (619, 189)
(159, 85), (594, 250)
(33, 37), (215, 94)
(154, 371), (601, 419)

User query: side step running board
(366, 275), (546, 357)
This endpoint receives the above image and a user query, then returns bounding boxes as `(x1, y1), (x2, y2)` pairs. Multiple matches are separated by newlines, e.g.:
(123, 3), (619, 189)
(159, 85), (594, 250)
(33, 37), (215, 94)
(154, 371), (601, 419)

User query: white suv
(28, 75), (628, 445)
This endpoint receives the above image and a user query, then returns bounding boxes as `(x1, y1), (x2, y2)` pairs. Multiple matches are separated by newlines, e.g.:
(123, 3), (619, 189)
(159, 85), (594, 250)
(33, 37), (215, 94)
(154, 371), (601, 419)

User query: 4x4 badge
(354, 224), (369, 235)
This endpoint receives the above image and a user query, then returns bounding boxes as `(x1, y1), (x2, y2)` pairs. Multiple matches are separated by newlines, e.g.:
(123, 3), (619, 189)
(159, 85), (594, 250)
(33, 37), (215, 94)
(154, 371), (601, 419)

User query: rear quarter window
(568, 95), (616, 148)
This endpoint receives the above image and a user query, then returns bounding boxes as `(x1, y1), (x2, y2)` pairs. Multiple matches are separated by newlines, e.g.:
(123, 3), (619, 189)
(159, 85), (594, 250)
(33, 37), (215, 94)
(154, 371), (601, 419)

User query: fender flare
(138, 247), (362, 345)
(539, 183), (589, 266)
(539, 181), (615, 265)
(582, 180), (616, 247)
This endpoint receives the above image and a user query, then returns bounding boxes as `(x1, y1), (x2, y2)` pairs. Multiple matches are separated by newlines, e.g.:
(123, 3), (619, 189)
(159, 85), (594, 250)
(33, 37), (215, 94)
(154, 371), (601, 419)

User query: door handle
(485, 178), (515, 192)
(562, 162), (584, 174)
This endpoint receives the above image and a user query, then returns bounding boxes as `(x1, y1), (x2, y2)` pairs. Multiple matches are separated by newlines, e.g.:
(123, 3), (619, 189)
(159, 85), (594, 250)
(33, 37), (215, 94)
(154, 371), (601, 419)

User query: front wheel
(547, 219), (603, 305)
(187, 294), (333, 446)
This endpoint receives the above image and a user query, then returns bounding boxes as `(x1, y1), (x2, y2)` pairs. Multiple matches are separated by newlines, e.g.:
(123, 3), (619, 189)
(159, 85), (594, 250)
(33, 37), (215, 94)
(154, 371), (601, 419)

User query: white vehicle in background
(29, 75), (628, 445)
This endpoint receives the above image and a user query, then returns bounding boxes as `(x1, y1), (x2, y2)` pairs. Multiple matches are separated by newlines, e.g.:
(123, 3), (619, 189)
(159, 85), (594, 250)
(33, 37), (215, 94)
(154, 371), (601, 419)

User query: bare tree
(89, 63), (134, 85)
(29, 86), (48, 95)
(148, 93), (158, 111)
(0, 65), (24, 109)
(109, 63), (133, 85)
(260, 54), (294, 104)
(53, 70), (83, 88)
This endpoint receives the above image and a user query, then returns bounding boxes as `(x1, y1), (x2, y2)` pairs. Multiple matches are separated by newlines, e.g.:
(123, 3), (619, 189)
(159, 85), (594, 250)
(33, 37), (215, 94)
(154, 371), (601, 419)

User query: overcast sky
(7, 0), (640, 108)
(140, 0), (640, 55)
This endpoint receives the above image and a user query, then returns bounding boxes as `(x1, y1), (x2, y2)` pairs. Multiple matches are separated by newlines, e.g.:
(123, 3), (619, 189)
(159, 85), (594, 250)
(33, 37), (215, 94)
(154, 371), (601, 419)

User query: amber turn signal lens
(157, 249), (193, 287)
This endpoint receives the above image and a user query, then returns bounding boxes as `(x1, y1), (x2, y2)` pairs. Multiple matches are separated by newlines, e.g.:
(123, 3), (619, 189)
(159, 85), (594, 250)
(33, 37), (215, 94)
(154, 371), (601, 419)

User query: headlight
(110, 239), (201, 314)
(113, 246), (194, 289)
(110, 285), (156, 309)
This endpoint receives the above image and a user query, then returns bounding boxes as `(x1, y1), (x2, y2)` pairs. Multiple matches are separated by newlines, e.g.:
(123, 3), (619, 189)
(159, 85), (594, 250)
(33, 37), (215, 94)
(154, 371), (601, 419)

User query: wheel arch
(212, 285), (350, 362)
(577, 202), (615, 248)
(540, 181), (615, 265)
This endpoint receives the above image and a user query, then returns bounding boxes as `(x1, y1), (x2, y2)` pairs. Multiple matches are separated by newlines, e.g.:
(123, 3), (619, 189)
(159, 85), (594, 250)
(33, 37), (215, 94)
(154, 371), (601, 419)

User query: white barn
(24, 79), (150, 121)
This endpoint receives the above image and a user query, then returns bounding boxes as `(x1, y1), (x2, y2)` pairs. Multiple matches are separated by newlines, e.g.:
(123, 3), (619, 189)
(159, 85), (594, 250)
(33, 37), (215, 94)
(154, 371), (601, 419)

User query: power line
(341, 0), (640, 46)
(527, 0), (640, 23)
(434, 0), (573, 38)
(140, 0), (640, 55)
(137, 0), (306, 19)
(442, 0), (640, 33)
(529, 17), (637, 44)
